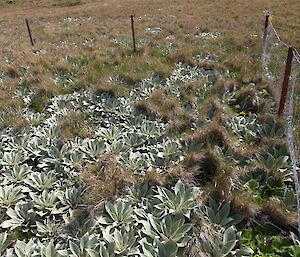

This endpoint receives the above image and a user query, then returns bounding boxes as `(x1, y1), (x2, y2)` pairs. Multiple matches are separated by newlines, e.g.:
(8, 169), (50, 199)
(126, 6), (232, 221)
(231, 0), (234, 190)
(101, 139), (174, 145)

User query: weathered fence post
(26, 19), (34, 47)
(261, 14), (270, 71)
(130, 15), (136, 52)
(278, 46), (294, 116)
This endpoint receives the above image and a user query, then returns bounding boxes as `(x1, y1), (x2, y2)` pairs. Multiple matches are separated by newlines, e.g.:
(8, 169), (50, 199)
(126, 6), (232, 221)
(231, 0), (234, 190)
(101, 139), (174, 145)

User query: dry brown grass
(231, 192), (261, 218)
(262, 201), (298, 229)
(182, 148), (238, 201)
(186, 121), (234, 149)
(58, 111), (91, 141)
(135, 89), (182, 120)
(82, 154), (132, 204)
(0, 0), (299, 116)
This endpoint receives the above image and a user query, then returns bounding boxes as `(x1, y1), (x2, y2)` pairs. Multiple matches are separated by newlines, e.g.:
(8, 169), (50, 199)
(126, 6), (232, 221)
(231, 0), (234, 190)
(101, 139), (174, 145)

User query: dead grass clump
(1, 113), (29, 129)
(187, 122), (233, 149)
(231, 192), (261, 218)
(167, 165), (195, 186)
(235, 84), (258, 112)
(214, 79), (237, 98)
(168, 46), (199, 67)
(257, 114), (285, 128)
(168, 113), (195, 134)
(209, 168), (235, 202)
(58, 111), (91, 141)
(183, 151), (219, 187)
(262, 201), (298, 229)
(199, 96), (229, 121)
(179, 81), (202, 102)
(92, 79), (128, 97)
(82, 154), (132, 204)
(139, 168), (167, 187)
(258, 138), (286, 153)
(183, 149), (236, 201)
(0, 85), (20, 111)
(234, 136), (286, 161)
(135, 89), (181, 121)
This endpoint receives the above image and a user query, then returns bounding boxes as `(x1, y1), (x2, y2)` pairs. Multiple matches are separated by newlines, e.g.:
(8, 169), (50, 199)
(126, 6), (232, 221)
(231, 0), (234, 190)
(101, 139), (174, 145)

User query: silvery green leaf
(2, 165), (31, 184)
(1, 151), (26, 167)
(69, 240), (81, 256)
(36, 220), (60, 237)
(103, 201), (134, 227)
(2, 202), (35, 230)
(0, 232), (11, 254)
(235, 246), (254, 257)
(41, 242), (66, 257)
(158, 241), (177, 257)
(14, 239), (38, 257)
(24, 172), (58, 191)
(221, 226), (237, 256)
(0, 185), (25, 208)
(140, 238), (157, 257)
(58, 186), (85, 207)
(155, 181), (196, 218)
(219, 202), (230, 221)
(112, 229), (138, 255)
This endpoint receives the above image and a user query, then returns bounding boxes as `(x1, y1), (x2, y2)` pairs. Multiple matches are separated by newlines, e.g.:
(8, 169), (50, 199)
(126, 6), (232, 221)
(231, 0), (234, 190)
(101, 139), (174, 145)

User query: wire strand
(267, 17), (300, 237)
(287, 75), (300, 236)
(269, 21), (290, 48)
(293, 48), (300, 64)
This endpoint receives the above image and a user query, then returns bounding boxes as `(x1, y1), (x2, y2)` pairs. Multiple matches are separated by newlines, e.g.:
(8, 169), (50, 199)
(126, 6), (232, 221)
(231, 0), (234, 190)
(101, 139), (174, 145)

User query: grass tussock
(231, 192), (261, 218)
(187, 122), (234, 149)
(262, 201), (298, 229)
(135, 89), (182, 121)
(183, 148), (237, 201)
(235, 84), (259, 112)
(199, 96), (230, 121)
(139, 168), (167, 187)
(0, 0), (298, 253)
(214, 78), (237, 98)
(58, 111), (91, 141)
(183, 151), (219, 187)
(82, 155), (132, 204)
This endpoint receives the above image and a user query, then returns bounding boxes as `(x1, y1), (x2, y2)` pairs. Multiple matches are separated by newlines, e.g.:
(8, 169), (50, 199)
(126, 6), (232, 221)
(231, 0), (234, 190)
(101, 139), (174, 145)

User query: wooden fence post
(262, 14), (270, 70)
(278, 46), (294, 116)
(130, 15), (136, 52)
(26, 19), (34, 47)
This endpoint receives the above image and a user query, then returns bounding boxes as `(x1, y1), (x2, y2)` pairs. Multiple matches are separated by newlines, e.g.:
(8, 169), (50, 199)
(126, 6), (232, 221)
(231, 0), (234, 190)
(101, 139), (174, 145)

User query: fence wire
(263, 16), (300, 235)
(262, 21), (289, 103)
(286, 59), (300, 235)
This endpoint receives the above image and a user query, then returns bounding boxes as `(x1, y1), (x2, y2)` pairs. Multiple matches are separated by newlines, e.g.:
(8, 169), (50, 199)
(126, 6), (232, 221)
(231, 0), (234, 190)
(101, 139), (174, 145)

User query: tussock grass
(135, 89), (182, 120)
(0, 0), (298, 253)
(82, 154), (132, 204)
(262, 201), (298, 229)
(231, 192), (261, 218)
(183, 151), (219, 187)
(58, 111), (91, 141)
(187, 122), (234, 149)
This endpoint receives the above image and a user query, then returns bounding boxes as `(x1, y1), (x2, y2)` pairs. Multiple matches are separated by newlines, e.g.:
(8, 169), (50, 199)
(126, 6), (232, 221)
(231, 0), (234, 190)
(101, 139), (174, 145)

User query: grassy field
(0, 0), (299, 256)
(0, 0), (299, 119)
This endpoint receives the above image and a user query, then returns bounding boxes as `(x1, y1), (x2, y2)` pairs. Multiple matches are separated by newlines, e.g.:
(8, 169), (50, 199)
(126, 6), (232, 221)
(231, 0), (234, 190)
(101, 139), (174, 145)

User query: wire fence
(262, 15), (300, 235)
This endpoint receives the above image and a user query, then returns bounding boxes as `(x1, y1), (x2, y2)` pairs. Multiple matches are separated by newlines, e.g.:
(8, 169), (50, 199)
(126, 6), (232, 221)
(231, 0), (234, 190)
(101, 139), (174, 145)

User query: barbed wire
(293, 48), (300, 64)
(269, 21), (290, 48)
(267, 17), (300, 237)
(287, 74), (300, 236)
(269, 21), (300, 66)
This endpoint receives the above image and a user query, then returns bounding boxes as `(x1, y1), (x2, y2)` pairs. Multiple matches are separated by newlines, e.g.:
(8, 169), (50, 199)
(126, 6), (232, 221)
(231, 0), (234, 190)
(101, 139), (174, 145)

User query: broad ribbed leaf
(222, 226), (237, 256)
